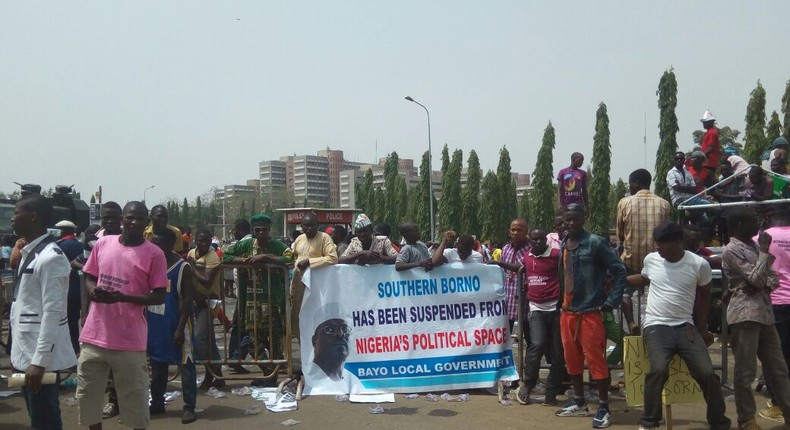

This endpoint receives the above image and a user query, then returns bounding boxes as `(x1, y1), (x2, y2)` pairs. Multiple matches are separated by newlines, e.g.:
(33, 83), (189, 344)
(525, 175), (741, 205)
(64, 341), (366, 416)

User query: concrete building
(214, 183), (258, 200)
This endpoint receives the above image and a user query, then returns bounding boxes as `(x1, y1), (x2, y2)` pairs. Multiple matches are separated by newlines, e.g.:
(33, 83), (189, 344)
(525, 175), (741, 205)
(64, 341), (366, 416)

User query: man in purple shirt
(557, 152), (589, 211)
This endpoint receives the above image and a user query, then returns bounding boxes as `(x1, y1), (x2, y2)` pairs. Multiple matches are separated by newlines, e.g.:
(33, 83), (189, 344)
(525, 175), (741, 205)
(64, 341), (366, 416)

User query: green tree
(782, 79), (790, 139)
(461, 150), (481, 236)
(250, 198), (257, 217)
(518, 190), (530, 220)
(194, 196), (204, 228)
(743, 80), (767, 164)
(168, 201), (182, 226)
(181, 198), (191, 228)
(479, 171), (501, 243)
(393, 176), (408, 239)
(589, 102), (612, 237)
(530, 121), (557, 231)
(767, 110), (783, 143)
(207, 201), (218, 227)
(655, 68), (679, 201)
(439, 149), (463, 233)
(238, 200), (247, 220)
(358, 168), (374, 215)
(407, 150), (434, 241)
(373, 187), (385, 223)
(496, 146), (518, 241)
(383, 152), (401, 233)
(609, 179), (627, 230)
(90, 194), (96, 204)
(440, 144), (450, 175)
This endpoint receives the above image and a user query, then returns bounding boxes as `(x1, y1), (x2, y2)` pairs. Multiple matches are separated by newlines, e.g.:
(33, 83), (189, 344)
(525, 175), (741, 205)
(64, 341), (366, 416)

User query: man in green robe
(223, 214), (293, 362)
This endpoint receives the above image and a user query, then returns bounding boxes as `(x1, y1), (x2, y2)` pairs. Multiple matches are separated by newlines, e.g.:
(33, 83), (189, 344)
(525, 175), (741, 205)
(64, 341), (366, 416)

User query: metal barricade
(196, 262), (296, 390)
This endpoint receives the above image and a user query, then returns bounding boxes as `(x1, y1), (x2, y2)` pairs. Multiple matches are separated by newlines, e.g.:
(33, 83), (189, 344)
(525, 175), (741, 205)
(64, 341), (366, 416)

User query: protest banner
(623, 336), (703, 407)
(300, 263), (519, 395)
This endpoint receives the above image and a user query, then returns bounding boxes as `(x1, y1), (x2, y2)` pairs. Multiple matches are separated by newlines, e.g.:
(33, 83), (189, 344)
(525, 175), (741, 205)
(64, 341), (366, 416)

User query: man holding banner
(627, 222), (730, 430)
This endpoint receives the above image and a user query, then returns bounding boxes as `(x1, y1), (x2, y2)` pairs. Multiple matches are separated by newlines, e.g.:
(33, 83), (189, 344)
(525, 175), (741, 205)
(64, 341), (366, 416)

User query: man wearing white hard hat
(700, 110), (720, 177)
(55, 220), (84, 353)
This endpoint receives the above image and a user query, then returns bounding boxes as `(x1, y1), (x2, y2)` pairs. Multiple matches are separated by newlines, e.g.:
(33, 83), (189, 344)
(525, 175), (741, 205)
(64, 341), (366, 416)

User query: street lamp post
(143, 185), (156, 204)
(404, 96), (434, 241)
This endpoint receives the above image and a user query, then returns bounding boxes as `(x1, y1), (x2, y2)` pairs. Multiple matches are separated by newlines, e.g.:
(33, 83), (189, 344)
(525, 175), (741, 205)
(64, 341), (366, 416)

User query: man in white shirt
(431, 231), (484, 266)
(627, 222), (729, 430)
(666, 151), (710, 208)
(10, 194), (78, 429)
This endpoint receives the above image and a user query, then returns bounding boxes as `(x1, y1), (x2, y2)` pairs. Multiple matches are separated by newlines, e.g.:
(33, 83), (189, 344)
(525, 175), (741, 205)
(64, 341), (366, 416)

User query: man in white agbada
(303, 303), (365, 395)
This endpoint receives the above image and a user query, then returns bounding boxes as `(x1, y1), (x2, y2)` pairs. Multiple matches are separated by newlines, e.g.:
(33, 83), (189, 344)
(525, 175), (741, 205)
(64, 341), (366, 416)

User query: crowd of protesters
(7, 110), (790, 430)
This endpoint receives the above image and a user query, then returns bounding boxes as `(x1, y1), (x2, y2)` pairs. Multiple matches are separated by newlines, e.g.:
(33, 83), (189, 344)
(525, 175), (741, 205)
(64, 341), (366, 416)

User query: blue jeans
(641, 324), (730, 430)
(151, 360), (197, 411)
(523, 310), (566, 395)
(22, 381), (62, 430)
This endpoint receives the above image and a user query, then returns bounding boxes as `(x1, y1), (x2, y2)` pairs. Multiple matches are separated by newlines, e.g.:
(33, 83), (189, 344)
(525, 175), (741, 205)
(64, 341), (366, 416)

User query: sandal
(514, 383), (530, 405)
(102, 402), (119, 419)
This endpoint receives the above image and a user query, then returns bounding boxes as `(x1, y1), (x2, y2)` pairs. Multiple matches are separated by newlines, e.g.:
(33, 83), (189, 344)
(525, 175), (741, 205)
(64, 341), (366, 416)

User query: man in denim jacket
(554, 204), (626, 429)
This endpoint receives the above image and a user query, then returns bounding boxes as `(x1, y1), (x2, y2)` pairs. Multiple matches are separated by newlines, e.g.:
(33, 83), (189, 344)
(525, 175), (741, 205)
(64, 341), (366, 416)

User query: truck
(0, 184), (90, 237)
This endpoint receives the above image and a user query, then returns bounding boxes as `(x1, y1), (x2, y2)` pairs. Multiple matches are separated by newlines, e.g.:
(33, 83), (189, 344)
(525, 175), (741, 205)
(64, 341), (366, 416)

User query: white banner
(300, 263), (519, 395)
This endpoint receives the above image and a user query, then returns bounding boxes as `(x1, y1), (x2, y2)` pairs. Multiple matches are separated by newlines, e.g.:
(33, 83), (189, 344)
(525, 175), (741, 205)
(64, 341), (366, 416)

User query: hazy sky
(2, 2), (788, 205)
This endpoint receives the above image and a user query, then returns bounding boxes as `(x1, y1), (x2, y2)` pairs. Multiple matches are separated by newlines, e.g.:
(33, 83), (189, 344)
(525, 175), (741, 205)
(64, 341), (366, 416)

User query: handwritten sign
(623, 336), (703, 406)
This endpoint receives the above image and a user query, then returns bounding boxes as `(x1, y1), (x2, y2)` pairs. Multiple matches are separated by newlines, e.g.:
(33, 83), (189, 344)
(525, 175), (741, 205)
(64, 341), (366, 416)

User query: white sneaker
(555, 400), (589, 417)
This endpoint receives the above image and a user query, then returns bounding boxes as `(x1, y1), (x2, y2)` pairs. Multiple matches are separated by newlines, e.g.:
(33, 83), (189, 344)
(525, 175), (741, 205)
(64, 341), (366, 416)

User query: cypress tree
(439, 149), (463, 233)
(609, 179), (627, 231)
(440, 144), (450, 175)
(383, 152), (401, 231)
(530, 121), (557, 231)
(518, 191), (530, 221)
(783, 79), (790, 139)
(655, 68), (679, 201)
(767, 110), (783, 143)
(359, 168), (374, 215)
(182, 197), (190, 227)
(410, 150), (433, 240)
(461, 150), (481, 236)
(194, 196), (204, 227)
(479, 171), (501, 243)
(743, 80), (767, 164)
(496, 146), (518, 241)
(589, 102), (612, 237)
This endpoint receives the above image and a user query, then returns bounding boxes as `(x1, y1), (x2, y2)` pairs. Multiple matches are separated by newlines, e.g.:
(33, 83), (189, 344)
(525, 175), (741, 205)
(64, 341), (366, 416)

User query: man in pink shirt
(758, 210), (790, 422)
(77, 201), (168, 430)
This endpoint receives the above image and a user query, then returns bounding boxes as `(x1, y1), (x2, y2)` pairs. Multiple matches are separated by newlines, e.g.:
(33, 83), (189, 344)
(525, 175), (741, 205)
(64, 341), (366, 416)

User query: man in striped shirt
(616, 169), (671, 334)
(490, 218), (530, 333)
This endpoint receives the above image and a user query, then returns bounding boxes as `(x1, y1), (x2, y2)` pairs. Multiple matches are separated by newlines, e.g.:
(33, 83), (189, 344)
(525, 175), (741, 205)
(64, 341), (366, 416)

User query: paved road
(1, 304), (785, 429)
(1, 349), (786, 430)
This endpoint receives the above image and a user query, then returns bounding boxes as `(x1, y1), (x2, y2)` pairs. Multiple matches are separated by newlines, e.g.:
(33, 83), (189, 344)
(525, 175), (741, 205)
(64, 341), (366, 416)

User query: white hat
(55, 220), (76, 229)
(312, 302), (345, 332)
(700, 110), (716, 122)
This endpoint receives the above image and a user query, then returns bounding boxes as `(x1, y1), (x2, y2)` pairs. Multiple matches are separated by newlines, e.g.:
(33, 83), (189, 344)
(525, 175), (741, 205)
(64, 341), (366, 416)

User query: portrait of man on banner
(303, 303), (365, 395)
